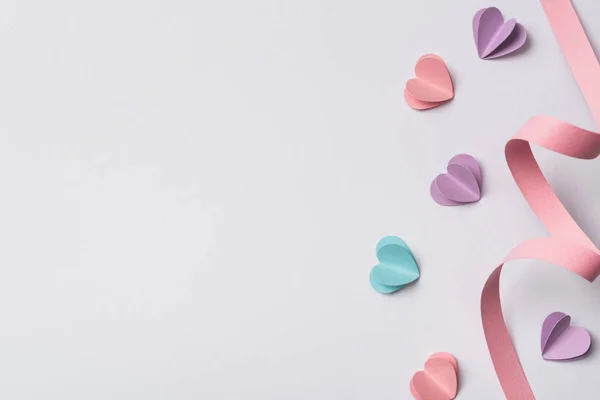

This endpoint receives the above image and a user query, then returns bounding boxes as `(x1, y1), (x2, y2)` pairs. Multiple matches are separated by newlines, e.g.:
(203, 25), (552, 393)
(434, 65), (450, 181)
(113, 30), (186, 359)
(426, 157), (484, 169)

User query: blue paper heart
(370, 236), (420, 294)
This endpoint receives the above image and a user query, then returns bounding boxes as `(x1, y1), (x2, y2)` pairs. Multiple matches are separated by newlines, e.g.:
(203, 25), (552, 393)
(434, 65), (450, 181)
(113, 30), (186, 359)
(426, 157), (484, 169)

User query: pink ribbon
(481, 0), (600, 398)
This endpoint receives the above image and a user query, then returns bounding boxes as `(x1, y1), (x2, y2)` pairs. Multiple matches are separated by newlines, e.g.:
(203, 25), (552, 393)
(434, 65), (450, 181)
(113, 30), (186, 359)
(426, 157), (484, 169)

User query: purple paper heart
(541, 312), (592, 361)
(435, 164), (480, 203)
(431, 155), (482, 206)
(473, 7), (527, 59)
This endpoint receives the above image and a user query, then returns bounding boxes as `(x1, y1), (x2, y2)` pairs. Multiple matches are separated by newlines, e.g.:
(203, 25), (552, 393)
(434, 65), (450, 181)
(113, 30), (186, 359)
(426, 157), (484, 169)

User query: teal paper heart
(370, 236), (420, 294)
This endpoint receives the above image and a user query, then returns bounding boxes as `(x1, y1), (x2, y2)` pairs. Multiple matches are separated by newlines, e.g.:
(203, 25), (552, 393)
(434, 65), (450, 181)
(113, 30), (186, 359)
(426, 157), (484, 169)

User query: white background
(1, 0), (600, 398)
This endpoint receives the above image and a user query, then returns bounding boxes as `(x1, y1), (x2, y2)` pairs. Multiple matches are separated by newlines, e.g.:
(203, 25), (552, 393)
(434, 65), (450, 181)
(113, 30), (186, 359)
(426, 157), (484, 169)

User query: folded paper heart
(369, 235), (419, 294)
(431, 154), (482, 206)
(410, 353), (458, 400)
(405, 54), (454, 111)
(541, 312), (591, 361)
(473, 7), (527, 59)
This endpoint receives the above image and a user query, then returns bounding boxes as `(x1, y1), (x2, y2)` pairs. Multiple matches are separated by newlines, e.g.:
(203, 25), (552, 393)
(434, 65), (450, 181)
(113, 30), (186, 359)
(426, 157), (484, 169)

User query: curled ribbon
(481, 0), (600, 398)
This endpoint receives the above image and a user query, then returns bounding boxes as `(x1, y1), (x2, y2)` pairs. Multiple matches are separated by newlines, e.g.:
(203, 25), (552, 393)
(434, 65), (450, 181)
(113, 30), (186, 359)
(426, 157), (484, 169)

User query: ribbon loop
(482, 1), (600, 398)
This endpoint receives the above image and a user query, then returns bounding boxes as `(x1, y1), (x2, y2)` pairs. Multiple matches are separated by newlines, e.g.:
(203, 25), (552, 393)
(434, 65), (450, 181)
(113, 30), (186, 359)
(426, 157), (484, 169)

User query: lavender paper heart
(541, 312), (592, 361)
(435, 164), (480, 203)
(431, 155), (482, 206)
(473, 7), (527, 59)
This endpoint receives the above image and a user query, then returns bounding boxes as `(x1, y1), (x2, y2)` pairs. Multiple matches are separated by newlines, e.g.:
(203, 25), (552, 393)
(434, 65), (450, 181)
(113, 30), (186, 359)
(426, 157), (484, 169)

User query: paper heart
(473, 7), (527, 59)
(405, 54), (454, 110)
(410, 353), (458, 400)
(541, 312), (592, 361)
(369, 235), (419, 294)
(431, 154), (482, 206)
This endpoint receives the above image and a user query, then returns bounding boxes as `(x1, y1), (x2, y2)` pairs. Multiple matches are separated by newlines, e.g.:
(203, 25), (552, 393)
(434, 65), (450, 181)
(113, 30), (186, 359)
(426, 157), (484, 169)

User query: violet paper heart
(473, 7), (527, 59)
(541, 312), (592, 361)
(431, 154), (482, 206)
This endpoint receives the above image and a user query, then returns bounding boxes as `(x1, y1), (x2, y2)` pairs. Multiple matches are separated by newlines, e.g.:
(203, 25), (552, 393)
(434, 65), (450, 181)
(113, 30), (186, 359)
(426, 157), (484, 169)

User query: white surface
(1, 0), (600, 398)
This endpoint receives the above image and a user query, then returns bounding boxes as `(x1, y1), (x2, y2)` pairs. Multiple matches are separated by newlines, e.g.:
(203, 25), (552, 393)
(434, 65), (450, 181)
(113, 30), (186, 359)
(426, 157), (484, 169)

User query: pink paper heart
(541, 312), (592, 361)
(410, 353), (458, 400)
(405, 54), (454, 104)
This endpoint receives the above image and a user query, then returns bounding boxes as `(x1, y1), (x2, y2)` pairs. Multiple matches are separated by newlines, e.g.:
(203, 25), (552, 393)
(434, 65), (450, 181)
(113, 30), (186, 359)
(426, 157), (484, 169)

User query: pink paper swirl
(481, 0), (600, 398)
